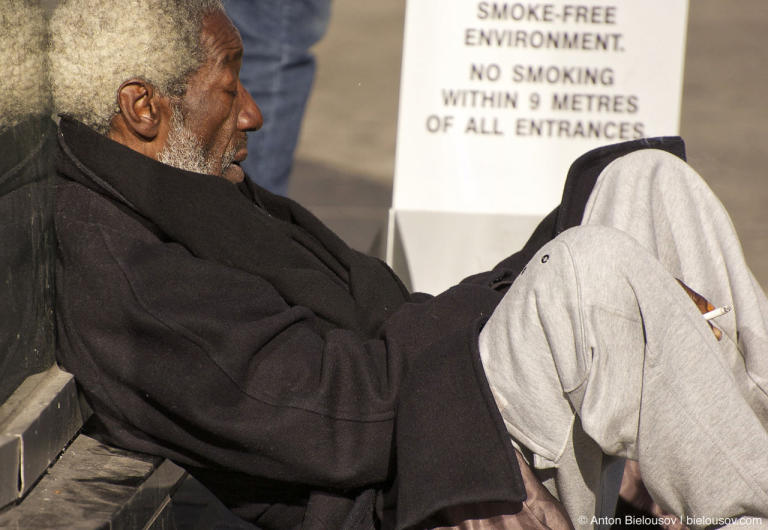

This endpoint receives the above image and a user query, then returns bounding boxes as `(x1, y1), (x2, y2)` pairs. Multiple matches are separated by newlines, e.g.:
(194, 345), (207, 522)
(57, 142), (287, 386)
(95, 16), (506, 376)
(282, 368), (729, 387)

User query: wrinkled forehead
(200, 9), (243, 65)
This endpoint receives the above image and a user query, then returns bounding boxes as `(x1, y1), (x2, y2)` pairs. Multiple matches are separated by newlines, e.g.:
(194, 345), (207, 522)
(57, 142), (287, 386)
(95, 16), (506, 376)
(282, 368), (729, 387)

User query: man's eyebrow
(213, 45), (243, 67)
(225, 47), (243, 64)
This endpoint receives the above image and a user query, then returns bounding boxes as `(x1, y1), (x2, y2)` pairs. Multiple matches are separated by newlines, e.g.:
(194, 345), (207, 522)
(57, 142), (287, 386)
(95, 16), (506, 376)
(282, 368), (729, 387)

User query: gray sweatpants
(479, 150), (768, 529)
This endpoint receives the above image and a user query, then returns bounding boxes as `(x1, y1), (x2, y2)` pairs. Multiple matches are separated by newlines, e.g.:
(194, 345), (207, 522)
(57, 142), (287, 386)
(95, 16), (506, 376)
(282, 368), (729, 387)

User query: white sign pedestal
(388, 0), (689, 294)
(386, 210), (543, 294)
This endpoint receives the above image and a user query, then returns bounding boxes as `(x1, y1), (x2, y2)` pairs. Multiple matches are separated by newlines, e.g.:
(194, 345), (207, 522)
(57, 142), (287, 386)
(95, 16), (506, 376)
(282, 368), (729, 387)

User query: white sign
(393, 0), (689, 215)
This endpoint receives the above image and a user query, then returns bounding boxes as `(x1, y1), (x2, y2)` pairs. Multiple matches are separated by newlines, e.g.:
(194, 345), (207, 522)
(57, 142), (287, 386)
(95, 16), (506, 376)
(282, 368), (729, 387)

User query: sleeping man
(49, 0), (768, 528)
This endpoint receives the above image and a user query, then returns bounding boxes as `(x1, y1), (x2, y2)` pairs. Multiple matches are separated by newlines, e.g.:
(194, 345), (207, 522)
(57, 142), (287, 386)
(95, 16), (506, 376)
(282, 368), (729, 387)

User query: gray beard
(157, 108), (237, 176)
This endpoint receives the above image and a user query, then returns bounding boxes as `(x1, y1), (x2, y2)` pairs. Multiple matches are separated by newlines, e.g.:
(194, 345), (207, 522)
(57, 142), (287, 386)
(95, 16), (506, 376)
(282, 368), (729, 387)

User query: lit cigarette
(703, 305), (732, 321)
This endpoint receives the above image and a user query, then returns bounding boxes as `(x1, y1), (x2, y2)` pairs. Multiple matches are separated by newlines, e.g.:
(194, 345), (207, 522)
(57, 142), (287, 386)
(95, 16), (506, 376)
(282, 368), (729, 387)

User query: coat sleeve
(55, 183), (526, 521)
(56, 201), (404, 489)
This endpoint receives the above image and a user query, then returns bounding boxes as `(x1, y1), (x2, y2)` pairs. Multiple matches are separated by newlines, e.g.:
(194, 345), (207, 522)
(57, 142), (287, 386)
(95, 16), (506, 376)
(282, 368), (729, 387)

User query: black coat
(54, 116), (685, 529)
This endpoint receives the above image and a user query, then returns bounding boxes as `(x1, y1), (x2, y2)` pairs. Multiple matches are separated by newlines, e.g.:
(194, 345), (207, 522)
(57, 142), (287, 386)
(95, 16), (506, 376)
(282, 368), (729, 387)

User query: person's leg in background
(479, 151), (768, 528)
(224, 0), (331, 195)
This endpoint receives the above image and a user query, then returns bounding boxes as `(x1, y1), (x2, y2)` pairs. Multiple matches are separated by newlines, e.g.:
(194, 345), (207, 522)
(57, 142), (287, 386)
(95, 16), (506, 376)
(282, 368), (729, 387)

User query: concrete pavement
(290, 0), (768, 288)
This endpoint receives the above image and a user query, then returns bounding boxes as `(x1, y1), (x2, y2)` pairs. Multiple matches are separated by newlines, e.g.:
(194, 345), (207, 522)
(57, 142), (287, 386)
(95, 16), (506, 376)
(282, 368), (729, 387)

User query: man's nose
(238, 82), (263, 132)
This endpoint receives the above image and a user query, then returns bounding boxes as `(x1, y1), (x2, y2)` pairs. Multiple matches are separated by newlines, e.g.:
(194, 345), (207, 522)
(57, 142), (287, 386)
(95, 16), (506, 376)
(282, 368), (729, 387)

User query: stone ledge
(0, 365), (87, 508)
(0, 433), (187, 529)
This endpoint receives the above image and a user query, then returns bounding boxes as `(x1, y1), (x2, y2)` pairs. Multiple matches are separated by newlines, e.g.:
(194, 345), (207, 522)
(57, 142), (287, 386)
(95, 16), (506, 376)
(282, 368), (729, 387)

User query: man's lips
(234, 147), (248, 163)
(222, 138), (248, 183)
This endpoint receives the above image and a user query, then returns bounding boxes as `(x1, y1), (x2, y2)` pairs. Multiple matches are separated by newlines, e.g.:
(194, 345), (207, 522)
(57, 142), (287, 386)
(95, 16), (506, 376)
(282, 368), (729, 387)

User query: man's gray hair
(0, 0), (48, 132)
(49, 0), (224, 135)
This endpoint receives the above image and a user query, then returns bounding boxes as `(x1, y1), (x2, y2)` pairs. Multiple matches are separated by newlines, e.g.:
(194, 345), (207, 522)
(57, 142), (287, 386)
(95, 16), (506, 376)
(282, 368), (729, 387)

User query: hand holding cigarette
(676, 279), (726, 341)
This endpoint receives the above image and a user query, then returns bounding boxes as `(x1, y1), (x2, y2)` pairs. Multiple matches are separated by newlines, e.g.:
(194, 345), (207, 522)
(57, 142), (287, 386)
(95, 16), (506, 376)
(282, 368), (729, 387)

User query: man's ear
(115, 79), (166, 140)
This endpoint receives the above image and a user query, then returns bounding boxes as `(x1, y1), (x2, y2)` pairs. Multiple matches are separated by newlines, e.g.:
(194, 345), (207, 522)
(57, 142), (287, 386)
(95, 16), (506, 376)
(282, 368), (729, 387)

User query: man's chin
(221, 163), (245, 183)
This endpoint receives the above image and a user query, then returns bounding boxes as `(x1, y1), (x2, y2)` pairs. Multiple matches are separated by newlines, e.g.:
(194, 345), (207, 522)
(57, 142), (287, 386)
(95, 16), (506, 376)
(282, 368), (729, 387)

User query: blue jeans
(224, 0), (331, 195)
